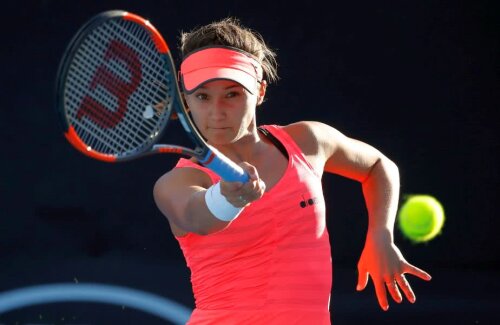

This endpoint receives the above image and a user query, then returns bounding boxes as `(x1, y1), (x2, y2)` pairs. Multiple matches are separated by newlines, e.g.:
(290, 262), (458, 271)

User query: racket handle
(200, 147), (249, 183)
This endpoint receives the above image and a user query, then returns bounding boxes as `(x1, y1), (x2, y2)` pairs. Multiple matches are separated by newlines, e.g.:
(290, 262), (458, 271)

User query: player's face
(184, 80), (260, 145)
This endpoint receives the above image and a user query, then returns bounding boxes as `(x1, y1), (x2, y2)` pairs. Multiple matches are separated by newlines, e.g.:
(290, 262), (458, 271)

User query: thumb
(356, 269), (369, 291)
(239, 162), (259, 181)
(221, 180), (244, 192)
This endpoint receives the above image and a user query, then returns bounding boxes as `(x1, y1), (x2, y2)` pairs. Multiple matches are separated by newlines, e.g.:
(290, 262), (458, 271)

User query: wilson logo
(76, 40), (142, 128)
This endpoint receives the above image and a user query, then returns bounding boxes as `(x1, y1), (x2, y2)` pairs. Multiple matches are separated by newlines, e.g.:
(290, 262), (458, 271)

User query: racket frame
(55, 10), (248, 182)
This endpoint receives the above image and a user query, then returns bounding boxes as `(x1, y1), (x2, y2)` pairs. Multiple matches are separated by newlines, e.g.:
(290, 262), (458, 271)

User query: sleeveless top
(174, 124), (332, 324)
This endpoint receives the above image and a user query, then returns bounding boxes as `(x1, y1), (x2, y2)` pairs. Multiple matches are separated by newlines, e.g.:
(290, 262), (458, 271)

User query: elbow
(381, 157), (398, 175)
(380, 157), (400, 189)
(384, 157), (399, 178)
(362, 156), (399, 185)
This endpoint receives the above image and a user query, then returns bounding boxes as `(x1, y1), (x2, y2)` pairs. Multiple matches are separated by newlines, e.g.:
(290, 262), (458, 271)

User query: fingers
(373, 279), (389, 311)
(395, 273), (415, 303)
(395, 264), (431, 304)
(362, 270), (427, 311)
(220, 162), (266, 207)
(357, 264), (390, 310)
(356, 245), (431, 311)
(406, 264), (432, 281)
(385, 278), (403, 304)
(372, 276), (410, 311)
(239, 161), (259, 181)
(378, 269), (430, 309)
(356, 268), (369, 291)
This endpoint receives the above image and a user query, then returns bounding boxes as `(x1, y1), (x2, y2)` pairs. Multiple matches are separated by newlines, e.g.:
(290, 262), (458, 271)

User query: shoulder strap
(259, 124), (319, 177)
(258, 126), (289, 159)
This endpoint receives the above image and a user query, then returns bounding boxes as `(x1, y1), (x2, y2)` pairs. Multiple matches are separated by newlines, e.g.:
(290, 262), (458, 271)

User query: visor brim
(181, 67), (259, 94)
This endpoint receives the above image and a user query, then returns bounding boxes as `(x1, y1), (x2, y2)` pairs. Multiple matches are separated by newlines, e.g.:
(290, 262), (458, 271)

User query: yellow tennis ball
(398, 195), (445, 243)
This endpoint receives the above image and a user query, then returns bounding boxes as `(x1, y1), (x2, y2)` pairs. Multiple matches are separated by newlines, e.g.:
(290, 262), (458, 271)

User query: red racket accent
(75, 40), (142, 128)
(124, 12), (169, 54)
(64, 126), (116, 162)
(158, 147), (184, 154)
(203, 152), (216, 165)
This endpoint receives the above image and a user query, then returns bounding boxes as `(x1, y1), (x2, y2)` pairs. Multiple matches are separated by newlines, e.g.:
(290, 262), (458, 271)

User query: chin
(206, 129), (234, 143)
(206, 135), (233, 146)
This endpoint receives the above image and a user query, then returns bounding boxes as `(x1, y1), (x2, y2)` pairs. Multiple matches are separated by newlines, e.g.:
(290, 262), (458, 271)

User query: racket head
(55, 10), (178, 162)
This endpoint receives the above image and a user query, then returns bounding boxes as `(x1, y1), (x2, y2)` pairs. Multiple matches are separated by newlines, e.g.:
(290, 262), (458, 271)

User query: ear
(256, 80), (268, 106)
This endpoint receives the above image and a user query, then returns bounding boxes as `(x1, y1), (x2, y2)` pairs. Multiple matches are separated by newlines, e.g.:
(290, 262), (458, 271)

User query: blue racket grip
(200, 147), (249, 183)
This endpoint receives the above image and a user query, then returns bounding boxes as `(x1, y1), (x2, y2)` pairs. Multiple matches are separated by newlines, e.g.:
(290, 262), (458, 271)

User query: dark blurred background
(1, 0), (498, 324)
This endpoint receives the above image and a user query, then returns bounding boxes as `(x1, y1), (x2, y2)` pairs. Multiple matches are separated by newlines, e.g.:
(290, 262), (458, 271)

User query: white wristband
(204, 182), (244, 222)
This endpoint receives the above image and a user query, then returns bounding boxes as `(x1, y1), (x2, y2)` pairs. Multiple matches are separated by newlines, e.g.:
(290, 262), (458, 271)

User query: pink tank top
(175, 125), (332, 324)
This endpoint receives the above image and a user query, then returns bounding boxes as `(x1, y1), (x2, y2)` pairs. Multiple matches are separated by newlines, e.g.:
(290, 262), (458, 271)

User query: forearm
(183, 189), (233, 235)
(361, 157), (400, 238)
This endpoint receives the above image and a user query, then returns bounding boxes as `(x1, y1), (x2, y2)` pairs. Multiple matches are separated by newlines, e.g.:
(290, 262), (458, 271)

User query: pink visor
(179, 46), (263, 94)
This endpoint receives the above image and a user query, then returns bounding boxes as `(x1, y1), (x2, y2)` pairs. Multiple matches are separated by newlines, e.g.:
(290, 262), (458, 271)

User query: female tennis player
(153, 17), (431, 324)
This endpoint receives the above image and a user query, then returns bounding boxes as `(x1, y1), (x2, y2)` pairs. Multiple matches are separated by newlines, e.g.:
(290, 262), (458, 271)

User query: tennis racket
(55, 10), (249, 182)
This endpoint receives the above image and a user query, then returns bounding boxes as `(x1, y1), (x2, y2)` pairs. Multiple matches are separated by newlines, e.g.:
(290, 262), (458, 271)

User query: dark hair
(179, 17), (279, 84)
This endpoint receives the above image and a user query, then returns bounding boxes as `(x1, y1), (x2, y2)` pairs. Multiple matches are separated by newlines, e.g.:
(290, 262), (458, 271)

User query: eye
(226, 90), (241, 98)
(195, 93), (209, 101)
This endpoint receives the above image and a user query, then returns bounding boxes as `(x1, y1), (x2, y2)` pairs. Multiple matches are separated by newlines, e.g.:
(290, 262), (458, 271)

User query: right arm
(153, 164), (265, 236)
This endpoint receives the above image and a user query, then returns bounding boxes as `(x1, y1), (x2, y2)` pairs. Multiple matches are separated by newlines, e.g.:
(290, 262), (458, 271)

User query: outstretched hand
(356, 229), (432, 311)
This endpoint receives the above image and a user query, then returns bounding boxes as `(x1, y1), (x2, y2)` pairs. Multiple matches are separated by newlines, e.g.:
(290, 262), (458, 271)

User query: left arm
(285, 121), (431, 311)
(356, 156), (431, 311)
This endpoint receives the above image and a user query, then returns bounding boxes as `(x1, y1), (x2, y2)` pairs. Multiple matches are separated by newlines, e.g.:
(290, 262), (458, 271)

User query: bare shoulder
(284, 121), (392, 181)
(282, 121), (344, 172)
(283, 121), (344, 156)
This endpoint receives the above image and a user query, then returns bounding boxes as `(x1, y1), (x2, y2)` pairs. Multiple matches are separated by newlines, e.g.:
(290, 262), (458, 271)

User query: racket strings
(92, 21), (167, 140)
(64, 18), (174, 156)
(67, 34), (156, 152)
(103, 20), (173, 126)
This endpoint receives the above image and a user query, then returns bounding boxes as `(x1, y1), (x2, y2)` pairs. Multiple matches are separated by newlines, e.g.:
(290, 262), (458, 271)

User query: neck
(213, 126), (266, 164)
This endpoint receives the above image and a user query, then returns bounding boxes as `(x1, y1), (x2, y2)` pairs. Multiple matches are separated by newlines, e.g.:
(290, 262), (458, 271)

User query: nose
(208, 98), (227, 120)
